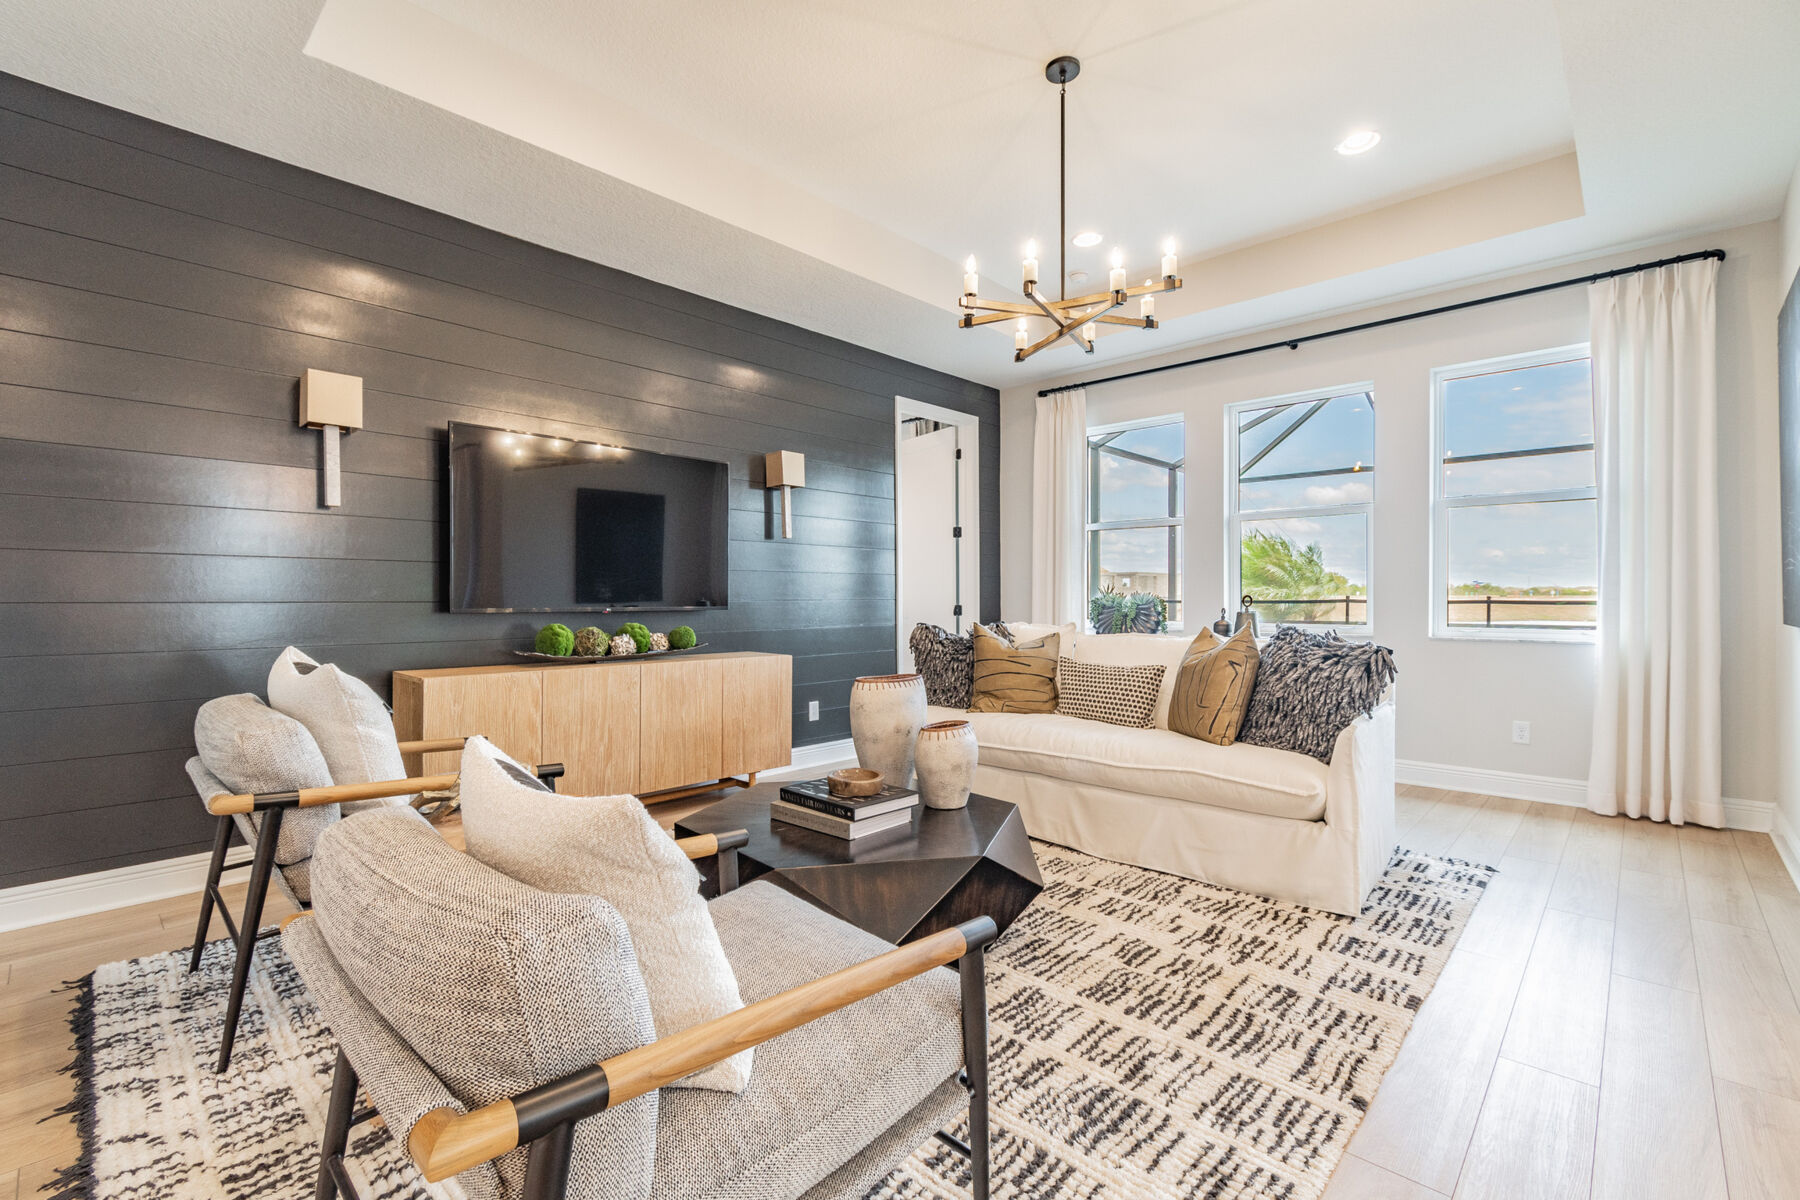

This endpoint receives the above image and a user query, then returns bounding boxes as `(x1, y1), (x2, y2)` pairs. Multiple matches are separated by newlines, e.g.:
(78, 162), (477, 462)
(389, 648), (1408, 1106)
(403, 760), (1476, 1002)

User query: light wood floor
(4, 789), (1798, 1199)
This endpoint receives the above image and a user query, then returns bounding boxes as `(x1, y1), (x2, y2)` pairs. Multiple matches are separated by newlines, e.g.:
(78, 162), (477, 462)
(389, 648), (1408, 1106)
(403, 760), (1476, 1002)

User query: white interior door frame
(895, 395), (981, 668)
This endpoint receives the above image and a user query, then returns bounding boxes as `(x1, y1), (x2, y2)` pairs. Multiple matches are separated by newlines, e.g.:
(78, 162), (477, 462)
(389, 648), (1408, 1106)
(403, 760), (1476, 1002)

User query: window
(1431, 346), (1596, 640)
(1227, 386), (1374, 630)
(1087, 418), (1184, 630)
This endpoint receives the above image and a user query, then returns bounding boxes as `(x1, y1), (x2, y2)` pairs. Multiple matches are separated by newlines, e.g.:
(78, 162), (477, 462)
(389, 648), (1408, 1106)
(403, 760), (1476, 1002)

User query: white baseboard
(0, 845), (253, 934)
(1772, 809), (1800, 893)
(1395, 758), (1774, 832)
(767, 737), (856, 778)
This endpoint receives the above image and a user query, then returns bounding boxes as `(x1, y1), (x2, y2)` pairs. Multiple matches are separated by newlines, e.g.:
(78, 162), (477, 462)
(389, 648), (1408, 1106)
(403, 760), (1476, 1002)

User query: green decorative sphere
(667, 625), (698, 650)
(572, 626), (607, 657)
(534, 623), (575, 656)
(614, 622), (653, 653)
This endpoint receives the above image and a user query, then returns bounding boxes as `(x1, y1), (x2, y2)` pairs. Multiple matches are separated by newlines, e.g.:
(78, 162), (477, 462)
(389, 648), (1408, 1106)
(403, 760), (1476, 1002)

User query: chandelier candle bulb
(1109, 248), (1127, 292)
(1023, 240), (1039, 288)
(1015, 320), (1028, 351)
(963, 256), (979, 297)
(1140, 285), (1155, 318)
(1162, 240), (1179, 278)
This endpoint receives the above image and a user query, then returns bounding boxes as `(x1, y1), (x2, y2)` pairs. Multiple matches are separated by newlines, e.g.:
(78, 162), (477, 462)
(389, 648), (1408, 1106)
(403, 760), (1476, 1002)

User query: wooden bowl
(827, 767), (883, 798)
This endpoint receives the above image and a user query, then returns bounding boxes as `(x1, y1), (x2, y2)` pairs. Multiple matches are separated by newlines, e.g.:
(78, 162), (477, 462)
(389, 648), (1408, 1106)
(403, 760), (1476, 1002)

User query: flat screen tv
(448, 421), (730, 613)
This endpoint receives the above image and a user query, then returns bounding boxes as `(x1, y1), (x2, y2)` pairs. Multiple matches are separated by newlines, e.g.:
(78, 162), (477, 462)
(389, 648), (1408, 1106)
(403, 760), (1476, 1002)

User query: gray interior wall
(0, 72), (1000, 889)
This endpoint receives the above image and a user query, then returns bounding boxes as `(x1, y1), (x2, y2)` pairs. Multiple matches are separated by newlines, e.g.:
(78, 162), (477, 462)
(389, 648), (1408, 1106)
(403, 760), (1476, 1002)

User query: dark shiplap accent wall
(0, 73), (1000, 889)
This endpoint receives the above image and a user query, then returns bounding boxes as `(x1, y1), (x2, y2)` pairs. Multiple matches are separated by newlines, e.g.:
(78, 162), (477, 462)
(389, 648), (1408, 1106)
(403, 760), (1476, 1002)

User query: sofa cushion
(458, 737), (751, 1092)
(930, 704), (1329, 821)
(907, 621), (1010, 707)
(1168, 626), (1261, 746)
(1055, 658), (1165, 728)
(1238, 627), (1398, 762)
(267, 646), (411, 810)
(968, 623), (1058, 713)
(190, 698), (338, 866)
(652, 883), (962, 1200)
(309, 806), (658, 1200)
(1065, 631), (1197, 729)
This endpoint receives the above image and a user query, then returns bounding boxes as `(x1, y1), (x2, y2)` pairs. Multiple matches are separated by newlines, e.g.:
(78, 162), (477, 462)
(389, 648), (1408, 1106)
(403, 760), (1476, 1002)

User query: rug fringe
(41, 971), (97, 1200)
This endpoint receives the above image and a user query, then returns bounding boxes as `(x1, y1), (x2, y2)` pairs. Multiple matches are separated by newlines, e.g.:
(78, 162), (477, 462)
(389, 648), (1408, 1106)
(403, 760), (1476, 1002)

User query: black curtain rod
(1037, 248), (1726, 396)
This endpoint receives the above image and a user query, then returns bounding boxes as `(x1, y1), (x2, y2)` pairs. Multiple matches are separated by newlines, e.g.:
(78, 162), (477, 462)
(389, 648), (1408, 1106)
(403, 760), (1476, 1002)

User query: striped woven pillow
(1055, 658), (1166, 728)
(968, 624), (1059, 713)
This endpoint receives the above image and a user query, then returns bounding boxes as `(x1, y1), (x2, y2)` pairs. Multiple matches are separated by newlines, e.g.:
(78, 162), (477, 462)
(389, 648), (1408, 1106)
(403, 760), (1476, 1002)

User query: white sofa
(928, 627), (1395, 916)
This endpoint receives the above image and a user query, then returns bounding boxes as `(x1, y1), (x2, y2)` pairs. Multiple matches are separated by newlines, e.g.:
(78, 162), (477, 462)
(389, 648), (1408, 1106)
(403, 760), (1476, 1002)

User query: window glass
(1088, 419), (1184, 629)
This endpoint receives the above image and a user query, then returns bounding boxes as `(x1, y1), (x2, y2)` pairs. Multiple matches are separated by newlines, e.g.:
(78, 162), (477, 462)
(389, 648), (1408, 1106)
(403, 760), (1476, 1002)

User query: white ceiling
(2, 0), (1798, 387)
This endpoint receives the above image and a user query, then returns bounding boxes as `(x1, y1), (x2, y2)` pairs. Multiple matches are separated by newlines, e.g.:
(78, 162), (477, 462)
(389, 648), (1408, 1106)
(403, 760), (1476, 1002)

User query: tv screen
(448, 421), (729, 613)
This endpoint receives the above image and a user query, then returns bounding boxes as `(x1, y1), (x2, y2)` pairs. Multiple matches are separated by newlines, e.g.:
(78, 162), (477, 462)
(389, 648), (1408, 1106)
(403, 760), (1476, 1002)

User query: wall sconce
(299, 369), (364, 508)
(763, 451), (806, 538)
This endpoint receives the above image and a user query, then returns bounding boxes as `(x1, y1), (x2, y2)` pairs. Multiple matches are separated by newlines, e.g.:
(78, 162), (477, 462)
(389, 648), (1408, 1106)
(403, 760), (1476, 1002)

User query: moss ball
(608, 632), (638, 657)
(572, 626), (607, 656)
(614, 622), (653, 653)
(534, 623), (575, 656)
(667, 625), (698, 650)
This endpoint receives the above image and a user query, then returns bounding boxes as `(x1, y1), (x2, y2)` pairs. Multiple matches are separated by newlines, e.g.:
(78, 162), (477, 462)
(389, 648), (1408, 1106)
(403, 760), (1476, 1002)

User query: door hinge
(952, 526), (962, 538)
(955, 447), (963, 459)
(953, 604), (964, 616)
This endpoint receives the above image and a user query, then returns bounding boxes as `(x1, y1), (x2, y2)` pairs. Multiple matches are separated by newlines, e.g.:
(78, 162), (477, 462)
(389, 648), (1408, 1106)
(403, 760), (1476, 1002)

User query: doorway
(895, 396), (981, 670)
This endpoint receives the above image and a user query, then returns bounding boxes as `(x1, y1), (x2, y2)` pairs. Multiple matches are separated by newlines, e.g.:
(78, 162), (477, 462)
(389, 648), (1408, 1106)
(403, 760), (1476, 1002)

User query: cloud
(1302, 481), (1373, 505)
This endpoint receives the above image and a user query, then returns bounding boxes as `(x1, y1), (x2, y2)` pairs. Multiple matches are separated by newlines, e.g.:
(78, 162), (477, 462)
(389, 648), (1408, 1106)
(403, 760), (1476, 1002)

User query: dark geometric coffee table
(674, 785), (1042, 946)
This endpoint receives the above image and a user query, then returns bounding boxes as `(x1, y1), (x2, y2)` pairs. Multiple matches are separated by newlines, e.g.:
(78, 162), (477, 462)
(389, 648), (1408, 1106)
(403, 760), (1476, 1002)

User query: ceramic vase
(914, 719), (978, 810)
(849, 673), (927, 789)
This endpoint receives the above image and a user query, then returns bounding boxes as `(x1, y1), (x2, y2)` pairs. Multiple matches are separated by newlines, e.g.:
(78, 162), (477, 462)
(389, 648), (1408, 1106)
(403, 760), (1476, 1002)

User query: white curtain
(1031, 387), (1088, 626)
(1586, 258), (1722, 826)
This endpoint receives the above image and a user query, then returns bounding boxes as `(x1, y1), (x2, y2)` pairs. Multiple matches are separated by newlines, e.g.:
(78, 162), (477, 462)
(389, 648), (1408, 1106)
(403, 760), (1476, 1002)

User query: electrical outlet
(1512, 720), (1531, 745)
(807, 699), (820, 722)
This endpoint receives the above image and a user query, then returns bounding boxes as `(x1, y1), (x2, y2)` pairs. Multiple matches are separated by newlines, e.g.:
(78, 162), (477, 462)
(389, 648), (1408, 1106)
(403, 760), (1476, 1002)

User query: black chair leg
(187, 816), (234, 973)
(520, 1120), (576, 1200)
(960, 945), (991, 1200)
(316, 1049), (360, 1200)
(216, 806), (283, 1073)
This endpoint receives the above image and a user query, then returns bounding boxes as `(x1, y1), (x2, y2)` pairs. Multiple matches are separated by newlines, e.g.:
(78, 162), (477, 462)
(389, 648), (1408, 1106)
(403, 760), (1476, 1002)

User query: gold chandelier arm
(958, 311), (1021, 328)
(1016, 321), (1079, 361)
(1092, 313), (1157, 328)
(958, 297), (1041, 317)
(1024, 283), (1066, 324)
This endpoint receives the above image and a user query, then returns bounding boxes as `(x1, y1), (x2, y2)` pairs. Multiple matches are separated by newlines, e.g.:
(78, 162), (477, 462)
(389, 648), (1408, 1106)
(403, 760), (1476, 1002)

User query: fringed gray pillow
(1237, 626), (1397, 763)
(909, 621), (1010, 707)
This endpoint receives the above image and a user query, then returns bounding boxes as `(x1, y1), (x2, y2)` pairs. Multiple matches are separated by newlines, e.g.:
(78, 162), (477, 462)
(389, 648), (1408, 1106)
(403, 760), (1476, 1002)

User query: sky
(1091, 357), (1598, 591)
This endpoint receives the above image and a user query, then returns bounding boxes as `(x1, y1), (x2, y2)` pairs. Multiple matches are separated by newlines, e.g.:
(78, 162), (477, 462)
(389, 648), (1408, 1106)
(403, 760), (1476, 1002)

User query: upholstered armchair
(184, 691), (570, 1072)
(284, 805), (995, 1200)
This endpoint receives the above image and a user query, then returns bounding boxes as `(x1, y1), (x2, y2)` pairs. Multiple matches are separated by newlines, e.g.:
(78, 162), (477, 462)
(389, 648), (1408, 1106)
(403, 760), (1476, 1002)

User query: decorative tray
(511, 643), (710, 664)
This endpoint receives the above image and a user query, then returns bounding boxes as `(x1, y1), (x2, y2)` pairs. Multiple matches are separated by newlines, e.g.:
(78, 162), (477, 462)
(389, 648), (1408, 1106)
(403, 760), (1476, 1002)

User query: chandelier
(958, 56), (1182, 363)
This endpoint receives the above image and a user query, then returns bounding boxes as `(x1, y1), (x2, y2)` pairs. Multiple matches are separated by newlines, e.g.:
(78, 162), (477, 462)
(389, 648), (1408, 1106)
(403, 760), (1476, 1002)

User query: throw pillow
(1237, 626), (1398, 762)
(1065, 631), (1196, 729)
(1055, 659), (1166, 728)
(1167, 626), (1261, 745)
(457, 737), (752, 1092)
(308, 805), (657, 1198)
(968, 623), (1059, 713)
(267, 646), (411, 809)
(192, 693), (338, 865)
(909, 621), (1011, 707)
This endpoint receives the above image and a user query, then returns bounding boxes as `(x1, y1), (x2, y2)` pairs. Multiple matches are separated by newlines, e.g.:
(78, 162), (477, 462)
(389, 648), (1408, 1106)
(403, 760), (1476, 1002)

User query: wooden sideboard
(392, 652), (792, 800)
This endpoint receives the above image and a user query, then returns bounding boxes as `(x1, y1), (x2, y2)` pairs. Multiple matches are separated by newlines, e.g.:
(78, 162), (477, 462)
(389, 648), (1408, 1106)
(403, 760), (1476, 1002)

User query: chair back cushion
(459, 738), (751, 1092)
(310, 806), (657, 1199)
(192, 695), (338, 865)
(267, 646), (410, 809)
(1167, 626), (1261, 746)
(967, 623), (1059, 713)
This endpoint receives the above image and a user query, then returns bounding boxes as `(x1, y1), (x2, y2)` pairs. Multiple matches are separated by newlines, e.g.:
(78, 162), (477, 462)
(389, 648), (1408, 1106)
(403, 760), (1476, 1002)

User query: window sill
(1430, 628), (1596, 646)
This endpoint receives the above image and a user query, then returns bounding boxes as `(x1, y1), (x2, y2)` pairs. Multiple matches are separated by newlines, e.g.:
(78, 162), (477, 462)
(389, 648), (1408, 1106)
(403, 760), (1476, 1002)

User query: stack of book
(772, 778), (918, 840)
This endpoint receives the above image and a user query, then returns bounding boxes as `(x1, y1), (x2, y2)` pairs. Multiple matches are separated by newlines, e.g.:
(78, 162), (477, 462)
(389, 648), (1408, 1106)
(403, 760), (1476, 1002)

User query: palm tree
(1240, 530), (1354, 622)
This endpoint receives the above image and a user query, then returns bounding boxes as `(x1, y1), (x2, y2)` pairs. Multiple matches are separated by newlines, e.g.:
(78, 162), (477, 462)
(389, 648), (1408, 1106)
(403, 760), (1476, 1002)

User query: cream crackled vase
(914, 719), (978, 810)
(849, 673), (927, 789)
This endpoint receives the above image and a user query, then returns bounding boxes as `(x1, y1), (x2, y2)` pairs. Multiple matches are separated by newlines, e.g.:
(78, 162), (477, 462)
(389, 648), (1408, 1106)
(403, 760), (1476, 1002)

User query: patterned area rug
(55, 842), (1491, 1200)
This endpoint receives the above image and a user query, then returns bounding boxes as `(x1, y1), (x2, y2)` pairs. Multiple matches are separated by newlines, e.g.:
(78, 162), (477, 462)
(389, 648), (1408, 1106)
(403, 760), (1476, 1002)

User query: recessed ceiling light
(1072, 231), (1103, 247)
(1068, 269), (1089, 284)
(1336, 130), (1381, 156)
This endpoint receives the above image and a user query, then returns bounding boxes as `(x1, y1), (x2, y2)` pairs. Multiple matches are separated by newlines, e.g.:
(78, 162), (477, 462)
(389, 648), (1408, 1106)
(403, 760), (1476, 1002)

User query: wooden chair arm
(673, 829), (749, 861)
(396, 737), (470, 755)
(206, 774), (458, 815)
(408, 916), (1000, 1182)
